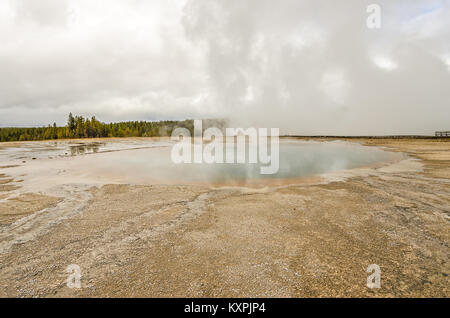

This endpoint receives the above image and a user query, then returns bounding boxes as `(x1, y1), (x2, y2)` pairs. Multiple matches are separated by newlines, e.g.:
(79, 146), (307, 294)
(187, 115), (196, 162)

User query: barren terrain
(0, 138), (448, 297)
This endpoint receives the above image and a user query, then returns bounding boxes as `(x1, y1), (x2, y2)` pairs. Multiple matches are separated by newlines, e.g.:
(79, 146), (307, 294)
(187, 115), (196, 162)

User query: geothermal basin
(0, 137), (448, 298)
(0, 138), (404, 190)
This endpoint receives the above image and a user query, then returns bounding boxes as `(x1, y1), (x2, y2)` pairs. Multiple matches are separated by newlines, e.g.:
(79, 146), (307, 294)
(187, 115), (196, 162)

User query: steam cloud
(0, 0), (449, 134)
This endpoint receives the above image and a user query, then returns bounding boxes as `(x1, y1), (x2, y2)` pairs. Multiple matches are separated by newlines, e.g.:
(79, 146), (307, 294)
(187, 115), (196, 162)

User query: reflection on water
(69, 143), (104, 156)
(84, 141), (404, 185)
(0, 139), (170, 162)
(0, 139), (405, 187)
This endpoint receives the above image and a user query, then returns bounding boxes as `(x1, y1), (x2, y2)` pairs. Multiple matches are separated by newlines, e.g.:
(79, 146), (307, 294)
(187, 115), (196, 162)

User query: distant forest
(0, 113), (208, 142)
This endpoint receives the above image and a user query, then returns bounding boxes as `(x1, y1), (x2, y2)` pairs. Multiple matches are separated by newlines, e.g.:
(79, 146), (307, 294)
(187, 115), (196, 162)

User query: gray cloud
(183, 0), (450, 135)
(0, 0), (449, 134)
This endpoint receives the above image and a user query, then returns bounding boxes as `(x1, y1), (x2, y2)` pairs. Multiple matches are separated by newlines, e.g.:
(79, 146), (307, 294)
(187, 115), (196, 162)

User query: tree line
(0, 113), (198, 142)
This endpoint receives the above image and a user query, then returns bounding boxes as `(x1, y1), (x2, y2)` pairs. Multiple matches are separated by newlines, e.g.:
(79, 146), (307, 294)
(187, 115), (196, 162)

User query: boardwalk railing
(435, 131), (450, 137)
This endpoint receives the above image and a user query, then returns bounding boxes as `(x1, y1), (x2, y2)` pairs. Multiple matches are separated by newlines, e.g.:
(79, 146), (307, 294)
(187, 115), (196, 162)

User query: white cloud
(319, 70), (351, 105)
(0, 0), (449, 135)
(373, 56), (398, 71)
(442, 55), (450, 72)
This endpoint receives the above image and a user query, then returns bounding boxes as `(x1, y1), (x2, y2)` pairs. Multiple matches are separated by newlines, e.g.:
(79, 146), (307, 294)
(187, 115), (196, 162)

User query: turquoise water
(90, 141), (402, 184)
(0, 140), (403, 186)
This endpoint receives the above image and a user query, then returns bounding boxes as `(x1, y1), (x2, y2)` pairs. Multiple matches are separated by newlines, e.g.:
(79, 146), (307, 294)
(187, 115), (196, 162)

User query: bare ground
(0, 138), (448, 297)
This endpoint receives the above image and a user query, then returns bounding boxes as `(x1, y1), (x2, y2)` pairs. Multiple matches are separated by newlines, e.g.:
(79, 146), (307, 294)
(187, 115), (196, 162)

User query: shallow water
(97, 141), (403, 184)
(0, 139), (404, 189)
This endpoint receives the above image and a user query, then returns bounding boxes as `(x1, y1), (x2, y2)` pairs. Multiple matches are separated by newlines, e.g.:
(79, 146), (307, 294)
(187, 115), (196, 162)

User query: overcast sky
(0, 0), (449, 134)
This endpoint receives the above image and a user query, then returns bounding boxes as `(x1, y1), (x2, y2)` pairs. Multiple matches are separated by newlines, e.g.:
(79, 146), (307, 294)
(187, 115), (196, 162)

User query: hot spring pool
(0, 139), (404, 187)
(69, 140), (403, 185)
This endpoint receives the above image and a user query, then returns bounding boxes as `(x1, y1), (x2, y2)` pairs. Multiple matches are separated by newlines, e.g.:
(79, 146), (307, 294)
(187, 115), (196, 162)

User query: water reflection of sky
(63, 140), (404, 184)
(0, 139), (172, 163)
(0, 140), (405, 186)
